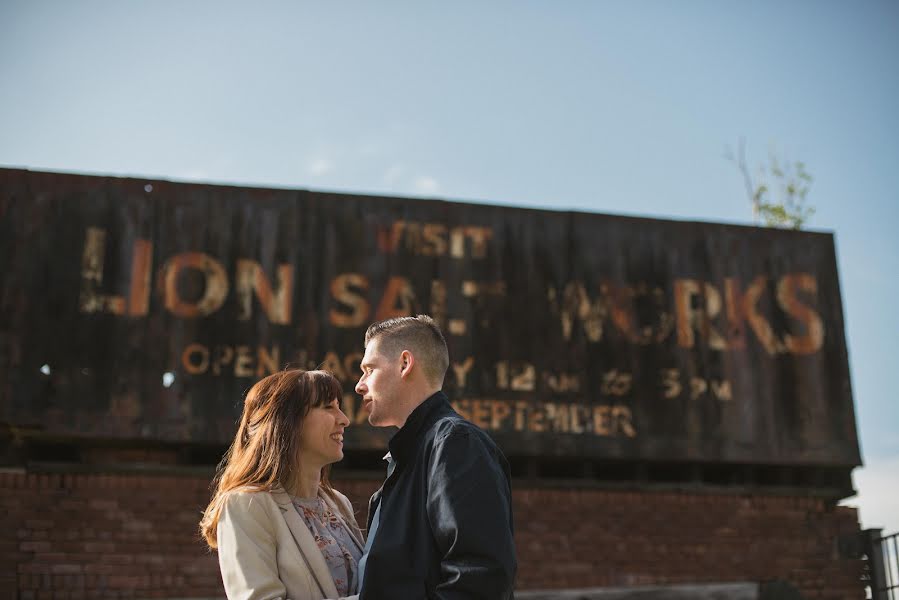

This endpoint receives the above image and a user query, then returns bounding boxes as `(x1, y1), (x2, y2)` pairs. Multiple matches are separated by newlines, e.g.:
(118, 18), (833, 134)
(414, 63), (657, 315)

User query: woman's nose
(337, 408), (350, 426)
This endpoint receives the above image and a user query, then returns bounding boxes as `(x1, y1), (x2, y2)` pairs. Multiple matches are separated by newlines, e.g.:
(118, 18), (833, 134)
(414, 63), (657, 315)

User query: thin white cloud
(307, 158), (333, 177)
(412, 175), (439, 195)
(841, 454), (899, 534)
(383, 164), (405, 186)
(179, 169), (209, 181)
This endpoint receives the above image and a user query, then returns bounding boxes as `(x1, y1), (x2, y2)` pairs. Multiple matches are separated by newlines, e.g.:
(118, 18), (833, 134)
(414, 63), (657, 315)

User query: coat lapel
(271, 489), (340, 599)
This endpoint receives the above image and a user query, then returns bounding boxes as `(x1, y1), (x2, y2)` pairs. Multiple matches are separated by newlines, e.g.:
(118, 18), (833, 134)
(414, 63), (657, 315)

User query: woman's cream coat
(217, 488), (364, 600)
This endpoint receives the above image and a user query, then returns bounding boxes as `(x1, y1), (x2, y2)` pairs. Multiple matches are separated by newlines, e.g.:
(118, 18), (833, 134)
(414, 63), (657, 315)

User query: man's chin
(368, 413), (394, 428)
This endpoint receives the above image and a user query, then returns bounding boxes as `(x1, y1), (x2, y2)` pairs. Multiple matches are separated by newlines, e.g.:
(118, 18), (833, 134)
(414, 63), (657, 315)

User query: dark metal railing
(865, 529), (899, 600)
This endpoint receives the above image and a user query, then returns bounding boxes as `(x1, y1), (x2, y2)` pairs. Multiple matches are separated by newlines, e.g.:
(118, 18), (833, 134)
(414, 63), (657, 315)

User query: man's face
(355, 337), (403, 428)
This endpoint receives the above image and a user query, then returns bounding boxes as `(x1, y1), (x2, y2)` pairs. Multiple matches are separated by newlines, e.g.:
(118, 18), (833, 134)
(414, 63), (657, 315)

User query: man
(353, 315), (516, 599)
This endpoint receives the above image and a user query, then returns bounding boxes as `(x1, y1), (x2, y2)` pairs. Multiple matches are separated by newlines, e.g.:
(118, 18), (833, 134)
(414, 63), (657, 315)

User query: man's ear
(400, 350), (415, 379)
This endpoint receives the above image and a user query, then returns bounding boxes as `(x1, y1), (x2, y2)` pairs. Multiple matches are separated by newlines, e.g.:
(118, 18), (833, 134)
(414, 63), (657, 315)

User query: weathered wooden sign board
(0, 169), (861, 466)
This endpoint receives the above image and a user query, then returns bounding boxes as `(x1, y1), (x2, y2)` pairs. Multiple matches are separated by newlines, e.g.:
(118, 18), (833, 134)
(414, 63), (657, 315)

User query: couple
(200, 315), (517, 599)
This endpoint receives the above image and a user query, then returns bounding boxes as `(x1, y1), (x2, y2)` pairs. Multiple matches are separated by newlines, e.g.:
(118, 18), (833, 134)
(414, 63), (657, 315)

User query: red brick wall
(1, 470), (864, 599)
(510, 489), (864, 598)
(1, 471), (222, 600)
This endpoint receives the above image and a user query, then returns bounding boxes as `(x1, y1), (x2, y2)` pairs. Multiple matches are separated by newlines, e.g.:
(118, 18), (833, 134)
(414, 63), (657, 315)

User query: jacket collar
(387, 390), (453, 467)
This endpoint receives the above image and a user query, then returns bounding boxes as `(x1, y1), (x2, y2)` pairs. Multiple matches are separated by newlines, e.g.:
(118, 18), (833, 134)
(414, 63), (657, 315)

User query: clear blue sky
(2, 1), (896, 530)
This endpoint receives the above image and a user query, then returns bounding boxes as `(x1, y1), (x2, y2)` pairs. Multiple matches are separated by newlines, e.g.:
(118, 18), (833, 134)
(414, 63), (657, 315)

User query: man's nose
(355, 378), (365, 395)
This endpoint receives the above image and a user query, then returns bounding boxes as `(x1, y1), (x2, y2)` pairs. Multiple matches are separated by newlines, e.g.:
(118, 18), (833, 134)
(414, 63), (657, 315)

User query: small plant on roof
(725, 138), (815, 230)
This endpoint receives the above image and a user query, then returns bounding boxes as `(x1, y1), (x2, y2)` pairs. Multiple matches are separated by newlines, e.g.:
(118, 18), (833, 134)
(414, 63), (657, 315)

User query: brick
(49, 564), (82, 575)
(1, 471), (867, 599)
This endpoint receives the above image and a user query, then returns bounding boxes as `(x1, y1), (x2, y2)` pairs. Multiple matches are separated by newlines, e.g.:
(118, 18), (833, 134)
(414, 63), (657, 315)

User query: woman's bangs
(310, 370), (344, 407)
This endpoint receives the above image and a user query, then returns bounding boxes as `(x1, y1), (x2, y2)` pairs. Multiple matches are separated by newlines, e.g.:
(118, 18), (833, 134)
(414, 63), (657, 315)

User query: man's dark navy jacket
(359, 391), (517, 599)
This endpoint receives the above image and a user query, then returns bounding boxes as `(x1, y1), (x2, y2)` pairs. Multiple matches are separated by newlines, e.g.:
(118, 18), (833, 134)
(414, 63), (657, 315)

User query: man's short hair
(365, 315), (449, 387)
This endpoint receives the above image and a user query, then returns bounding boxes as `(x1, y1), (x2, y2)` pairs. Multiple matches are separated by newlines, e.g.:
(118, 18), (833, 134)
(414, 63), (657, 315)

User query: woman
(200, 369), (364, 600)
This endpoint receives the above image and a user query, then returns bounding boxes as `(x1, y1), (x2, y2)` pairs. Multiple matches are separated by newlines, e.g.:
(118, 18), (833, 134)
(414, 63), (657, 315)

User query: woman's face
(298, 397), (350, 466)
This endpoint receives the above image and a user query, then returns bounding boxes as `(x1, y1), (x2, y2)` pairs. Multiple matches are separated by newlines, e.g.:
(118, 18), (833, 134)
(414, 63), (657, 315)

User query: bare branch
(734, 138), (759, 224)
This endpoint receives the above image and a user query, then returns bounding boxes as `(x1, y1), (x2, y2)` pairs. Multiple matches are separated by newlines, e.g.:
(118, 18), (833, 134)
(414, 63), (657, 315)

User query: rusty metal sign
(0, 168), (861, 466)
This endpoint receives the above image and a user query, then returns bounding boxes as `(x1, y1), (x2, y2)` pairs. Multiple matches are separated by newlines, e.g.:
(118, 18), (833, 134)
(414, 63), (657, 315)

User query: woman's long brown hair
(200, 369), (347, 549)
